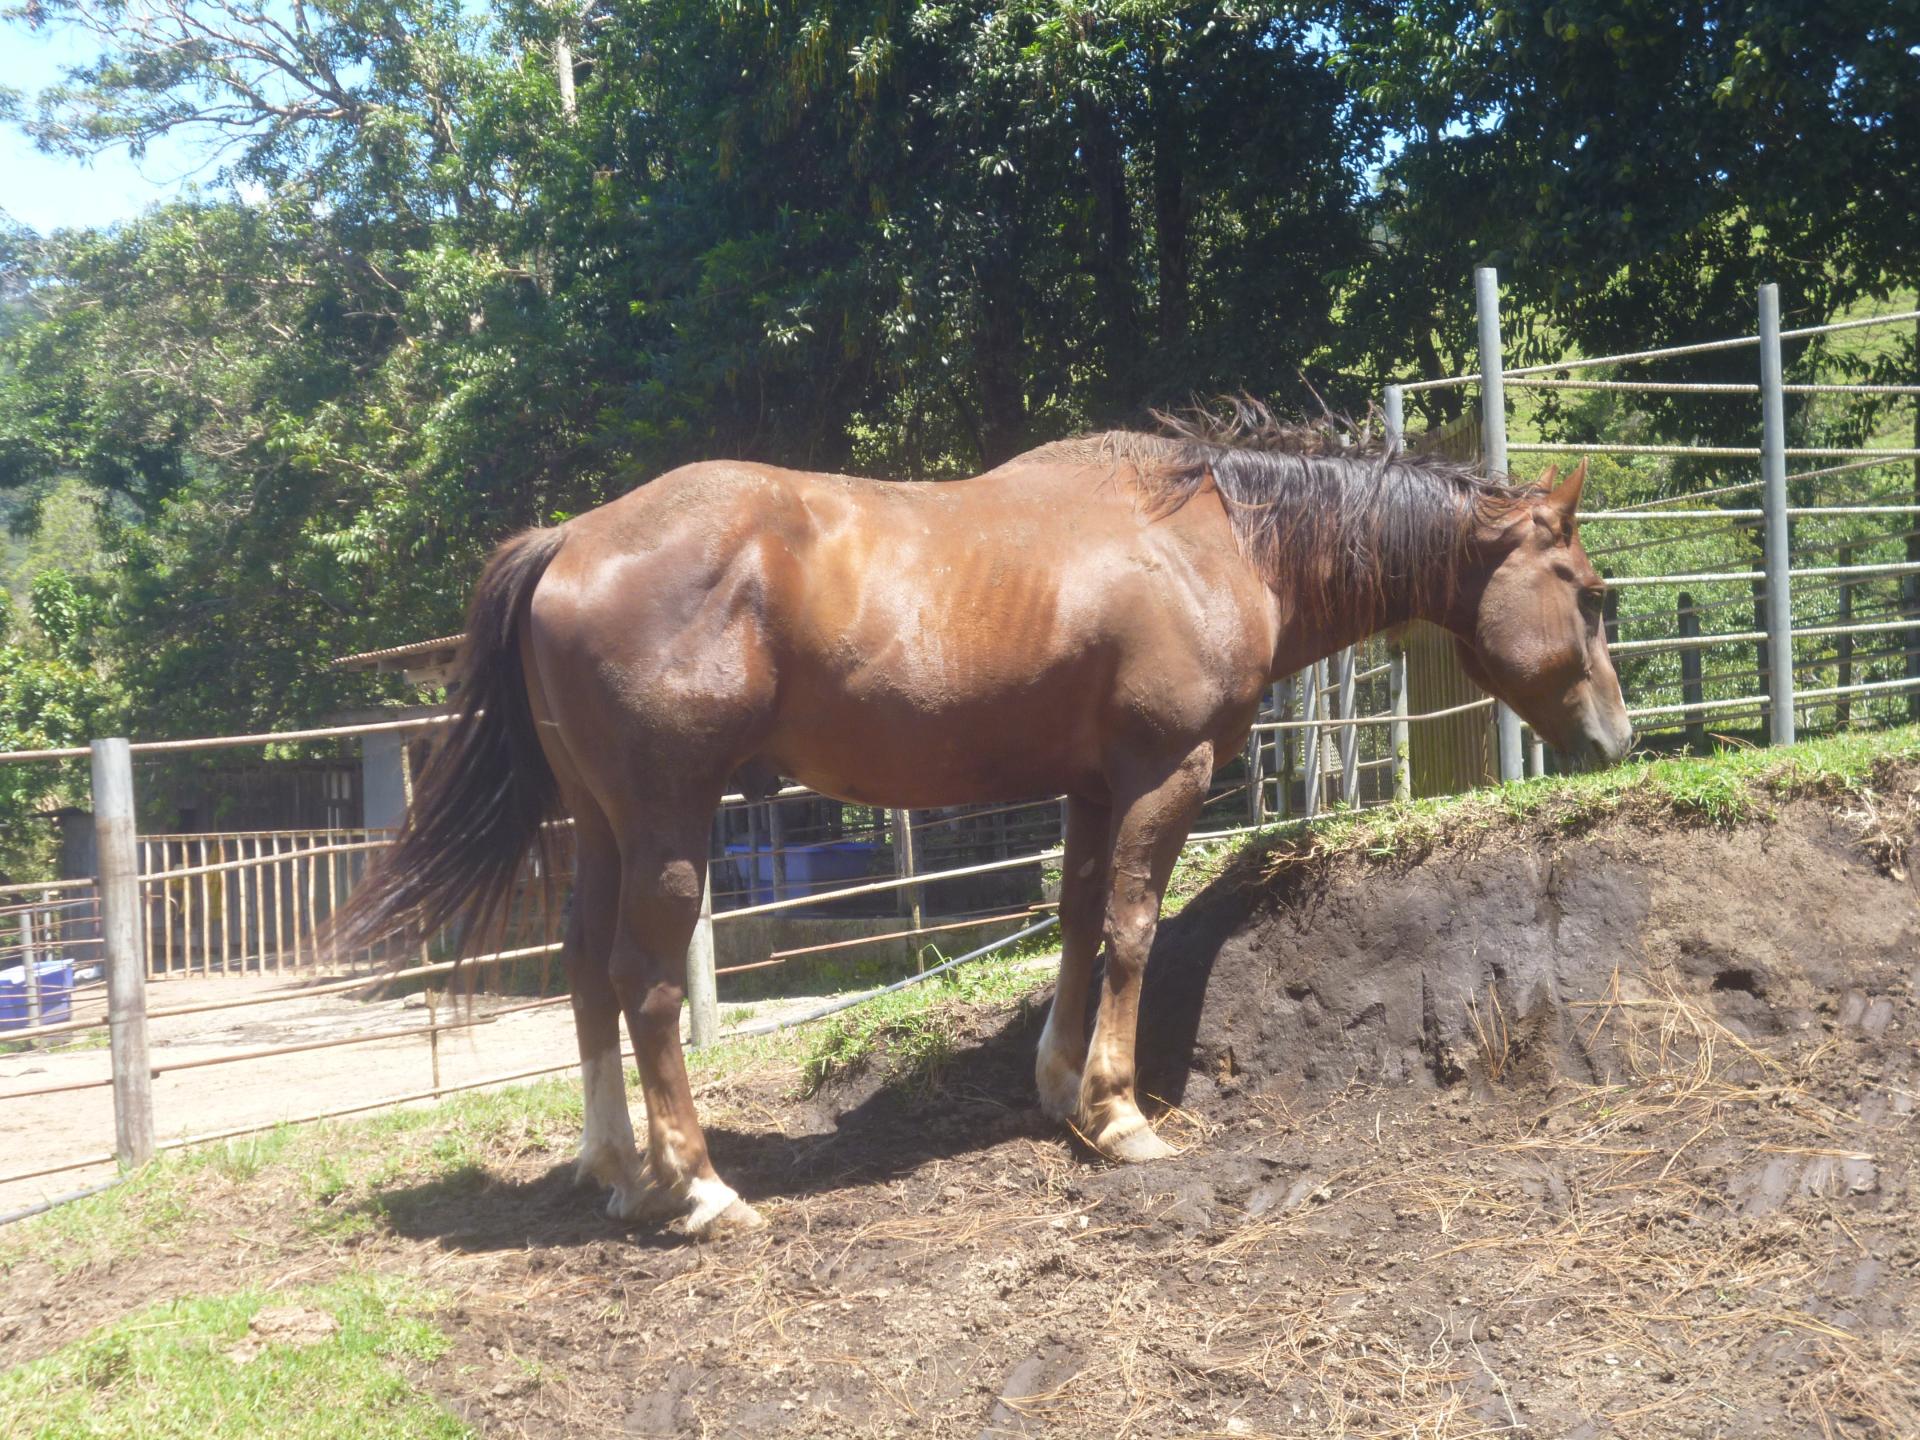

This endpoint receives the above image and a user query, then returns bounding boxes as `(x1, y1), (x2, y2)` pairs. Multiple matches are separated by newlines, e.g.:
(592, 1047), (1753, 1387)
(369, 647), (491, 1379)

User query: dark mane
(1130, 399), (1542, 630)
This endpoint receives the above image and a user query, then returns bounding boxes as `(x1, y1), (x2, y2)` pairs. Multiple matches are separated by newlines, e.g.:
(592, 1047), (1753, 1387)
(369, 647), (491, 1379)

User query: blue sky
(1, 24), (210, 234)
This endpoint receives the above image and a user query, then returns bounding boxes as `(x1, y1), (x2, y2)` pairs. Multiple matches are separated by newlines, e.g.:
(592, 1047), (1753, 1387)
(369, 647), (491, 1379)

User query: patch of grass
(0, 1273), (465, 1440)
(1248, 725), (1920, 875)
(3, 1161), (196, 1276)
(1, 1076), (594, 1274)
(2, 1028), (110, 1057)
(1163, 836), (1244, 916)
(796, 952), (1050, 1098)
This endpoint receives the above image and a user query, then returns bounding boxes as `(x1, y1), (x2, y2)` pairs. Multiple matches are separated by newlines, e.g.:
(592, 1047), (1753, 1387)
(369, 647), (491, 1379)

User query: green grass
(0, 1080), (596, 1274)
(1, 1030), (110, 1058)
(795, 950), (1053, 1097)
(0, 1274), (464, 1440)
(1249, 724), (1920, 870)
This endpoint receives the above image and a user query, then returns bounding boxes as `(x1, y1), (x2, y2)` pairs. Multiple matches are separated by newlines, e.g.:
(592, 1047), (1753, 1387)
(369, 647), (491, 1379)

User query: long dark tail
(332, 525), (568, 956)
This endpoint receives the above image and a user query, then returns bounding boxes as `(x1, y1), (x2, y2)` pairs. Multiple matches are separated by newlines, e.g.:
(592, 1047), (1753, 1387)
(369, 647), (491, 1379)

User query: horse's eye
(1578, 589), (1605, 619)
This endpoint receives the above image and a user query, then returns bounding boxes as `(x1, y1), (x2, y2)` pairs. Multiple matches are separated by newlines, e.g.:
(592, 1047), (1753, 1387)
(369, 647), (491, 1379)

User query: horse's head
(1454, 461), (1634, 770)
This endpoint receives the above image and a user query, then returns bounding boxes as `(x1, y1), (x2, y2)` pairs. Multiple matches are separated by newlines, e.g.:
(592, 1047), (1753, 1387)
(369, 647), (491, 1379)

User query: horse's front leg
(1079, 743), (1213, 1162)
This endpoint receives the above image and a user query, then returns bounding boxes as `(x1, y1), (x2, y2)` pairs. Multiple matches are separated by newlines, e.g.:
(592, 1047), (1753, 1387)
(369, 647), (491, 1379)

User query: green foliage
(1255, 724), (1920, 870)
(797, 952), (1047, 1096)
(0, 1275), (464, 1440)
(0, 566), (116, 877)
(0, 0), (1911, 754)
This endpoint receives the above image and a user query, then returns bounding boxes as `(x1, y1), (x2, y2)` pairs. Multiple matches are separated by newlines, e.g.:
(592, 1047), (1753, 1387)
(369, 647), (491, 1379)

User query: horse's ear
(1538, 463), (1559, 490)
(1547, 459), (1587, 519)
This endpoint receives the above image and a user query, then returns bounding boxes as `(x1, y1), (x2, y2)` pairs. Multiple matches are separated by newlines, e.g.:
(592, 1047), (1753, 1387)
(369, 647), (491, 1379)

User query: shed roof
(332, 633), (465, 679)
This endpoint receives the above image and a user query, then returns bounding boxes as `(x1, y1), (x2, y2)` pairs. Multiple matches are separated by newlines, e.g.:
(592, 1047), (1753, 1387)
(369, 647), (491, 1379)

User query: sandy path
(0, 973), (818, 1214)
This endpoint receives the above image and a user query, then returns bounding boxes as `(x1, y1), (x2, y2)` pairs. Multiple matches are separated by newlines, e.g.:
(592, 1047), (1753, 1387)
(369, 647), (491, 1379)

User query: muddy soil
(3, 788), (1917, 1439)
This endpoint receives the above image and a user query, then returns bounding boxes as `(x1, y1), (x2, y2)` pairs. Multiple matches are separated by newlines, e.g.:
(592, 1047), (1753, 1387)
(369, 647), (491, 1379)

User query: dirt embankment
(4, 770), (1917, 1439)
(1138, 784), (1919, 1111)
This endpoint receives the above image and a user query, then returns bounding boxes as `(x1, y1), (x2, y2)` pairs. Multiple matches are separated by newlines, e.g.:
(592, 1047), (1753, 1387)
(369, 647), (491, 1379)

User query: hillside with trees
(0, 1), (1913, 740)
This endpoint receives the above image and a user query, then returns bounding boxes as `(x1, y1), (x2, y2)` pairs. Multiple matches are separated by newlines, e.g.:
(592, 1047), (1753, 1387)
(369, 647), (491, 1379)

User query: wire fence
(3, 272), (1915, 1212)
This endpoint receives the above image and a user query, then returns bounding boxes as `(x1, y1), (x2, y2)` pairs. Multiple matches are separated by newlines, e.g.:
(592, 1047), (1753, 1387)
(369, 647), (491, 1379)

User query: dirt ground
(3, 785), (1918, 1438)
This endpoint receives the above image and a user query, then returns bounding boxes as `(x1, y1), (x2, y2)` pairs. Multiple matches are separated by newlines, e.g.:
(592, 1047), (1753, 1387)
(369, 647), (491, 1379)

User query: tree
(0, 571), (116, 876)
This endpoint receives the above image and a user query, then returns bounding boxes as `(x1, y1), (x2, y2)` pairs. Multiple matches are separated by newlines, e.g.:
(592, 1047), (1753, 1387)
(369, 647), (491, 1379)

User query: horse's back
(523, 450), (1270, 808)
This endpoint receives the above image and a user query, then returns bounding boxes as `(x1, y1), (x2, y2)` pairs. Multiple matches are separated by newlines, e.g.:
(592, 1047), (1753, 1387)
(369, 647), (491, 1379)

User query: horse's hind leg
(566, 805), (647, 1213)
(608, 805), (764, 1238)
(1035, 795), (1113, 1120)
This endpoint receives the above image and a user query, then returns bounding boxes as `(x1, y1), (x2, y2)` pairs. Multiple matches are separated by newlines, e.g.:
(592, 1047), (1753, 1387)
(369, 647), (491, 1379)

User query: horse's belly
(762, 689), (1092, 809)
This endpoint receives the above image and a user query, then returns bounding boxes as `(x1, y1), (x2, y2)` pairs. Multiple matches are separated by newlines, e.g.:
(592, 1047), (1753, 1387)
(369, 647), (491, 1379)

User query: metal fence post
(1275, 678), (1295, 819)
(1908, 315), (1920, 722)
(1382, 383), (1404, 453)
(1836, 551), (1855, 729)
(1335, 646), (1359, 806)
(1301, 664), (1323, 818)
(93, 737), (154, 1168)
(686, 865), (718, 1048)
(1389, 646), (1411, 802)
(1758, 282), (1796, 744)
(765, 799), (788, 902)
(1474, 266), (1525, 782)
(1678, 592), (1705, 748)
(1382, 383), (1414, 803)
(19, 905), (40, 1037)
(1245, 724), (1265, 823)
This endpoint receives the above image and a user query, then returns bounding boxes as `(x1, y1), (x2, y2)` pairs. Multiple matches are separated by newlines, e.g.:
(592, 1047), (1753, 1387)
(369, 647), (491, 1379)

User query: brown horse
(340, 406), (1631, 1238)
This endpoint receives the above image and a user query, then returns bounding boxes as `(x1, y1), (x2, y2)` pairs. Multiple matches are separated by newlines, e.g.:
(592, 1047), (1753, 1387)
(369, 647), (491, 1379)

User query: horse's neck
(1265, 556), (1485, 679)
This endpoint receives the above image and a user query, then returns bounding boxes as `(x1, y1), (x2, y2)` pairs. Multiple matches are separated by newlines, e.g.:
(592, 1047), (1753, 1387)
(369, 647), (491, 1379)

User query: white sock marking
(578, 1046), (638, 1183)
(684, 1176), (740, 1232)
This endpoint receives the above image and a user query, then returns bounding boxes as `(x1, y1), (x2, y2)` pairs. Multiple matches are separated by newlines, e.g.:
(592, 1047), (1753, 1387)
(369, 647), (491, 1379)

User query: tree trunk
(975, 248), (1026, 467)
(1149, 59), (1189, 366)
(1081, 99), (1138, 412)
(1414, 326), (1464, 425)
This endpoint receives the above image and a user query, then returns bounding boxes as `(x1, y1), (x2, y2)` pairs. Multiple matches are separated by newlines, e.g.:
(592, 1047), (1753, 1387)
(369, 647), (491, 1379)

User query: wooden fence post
(93, 738), (154, 1168)
(685, 865), (718, 1048)
(892, 809), (922, 932)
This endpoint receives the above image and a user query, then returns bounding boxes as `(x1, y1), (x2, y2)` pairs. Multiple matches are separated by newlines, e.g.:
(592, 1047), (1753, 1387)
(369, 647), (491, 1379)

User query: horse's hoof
(687, 1197), (767, 1242)
(1096, 1120), (1176, 1164)
(1035, 1055), (1083, 1122)
(606, 1178), (683, 1225)
(576, 1141), (642, 1193)
(680, 1178), (765, 1241)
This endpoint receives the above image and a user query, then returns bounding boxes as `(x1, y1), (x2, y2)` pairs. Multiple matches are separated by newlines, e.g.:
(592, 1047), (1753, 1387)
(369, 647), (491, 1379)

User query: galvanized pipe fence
(3, 274), (1915, 1203)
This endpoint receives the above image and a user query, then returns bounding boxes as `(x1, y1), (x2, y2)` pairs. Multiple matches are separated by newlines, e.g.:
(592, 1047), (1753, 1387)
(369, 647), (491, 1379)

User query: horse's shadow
(364, 889), (1244, 1254)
